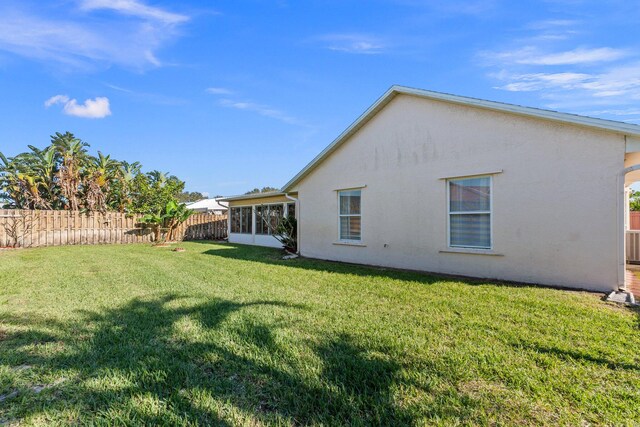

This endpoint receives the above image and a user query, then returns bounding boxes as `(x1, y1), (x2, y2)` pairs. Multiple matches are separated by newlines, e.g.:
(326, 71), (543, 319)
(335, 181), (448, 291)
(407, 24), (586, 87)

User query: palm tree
(147, 170), (169, 188)
(1, 133), (185, 215)
(0, 152), (23, 207)
(91, 152), (120, 187)
(25, 145), (59, 208)
(51, 132), (88, 210)
(0, 152), (52, 209)
(113, 161), (142, 212)
(84, 151), (121, 212)
(16, 172), (51, 209)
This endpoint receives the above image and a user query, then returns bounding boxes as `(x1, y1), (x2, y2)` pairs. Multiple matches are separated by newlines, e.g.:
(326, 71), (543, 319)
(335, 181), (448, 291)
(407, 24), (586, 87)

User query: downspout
(284, 193), (300, 254)
(618, 163), (640, 290)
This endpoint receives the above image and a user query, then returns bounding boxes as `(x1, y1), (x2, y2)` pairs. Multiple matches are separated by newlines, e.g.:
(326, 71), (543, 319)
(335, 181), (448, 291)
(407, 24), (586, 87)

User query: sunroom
(221, 192), (296, 248)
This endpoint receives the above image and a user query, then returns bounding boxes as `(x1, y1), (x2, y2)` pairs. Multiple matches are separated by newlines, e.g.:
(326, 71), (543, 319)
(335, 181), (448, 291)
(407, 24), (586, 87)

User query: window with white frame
(255, 204), (283, 235)
(448, 176), (491, 249)
(338, 189), (361, 241)
(241, 207), (252, 234)
(255, 205), (267, 235)
(230, 207), (241, 233)
(230, 207), (252, 234)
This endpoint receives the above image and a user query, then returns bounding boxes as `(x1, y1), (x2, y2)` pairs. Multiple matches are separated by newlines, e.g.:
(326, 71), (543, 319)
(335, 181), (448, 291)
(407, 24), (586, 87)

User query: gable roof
(281, 85), (640, 192)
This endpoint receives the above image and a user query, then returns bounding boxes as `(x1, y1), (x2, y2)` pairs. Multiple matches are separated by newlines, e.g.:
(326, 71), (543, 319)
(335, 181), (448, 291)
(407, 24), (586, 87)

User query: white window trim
(333, 184), (367, 191)
(255, 203), (286, 236)
(230, 205), (254, 235)
(439, 170), (503, 180)
(337, 189), (362, 243)
(446, 175), (493, 250)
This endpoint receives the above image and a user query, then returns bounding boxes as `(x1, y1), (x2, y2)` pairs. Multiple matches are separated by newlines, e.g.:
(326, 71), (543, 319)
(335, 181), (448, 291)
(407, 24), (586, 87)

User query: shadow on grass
(198, 242), (455, 286)
(510, 341), (640, 372)
(0, 294), (415, 425)
(196, 242), (576, 292)
(197, 243), (640, 363)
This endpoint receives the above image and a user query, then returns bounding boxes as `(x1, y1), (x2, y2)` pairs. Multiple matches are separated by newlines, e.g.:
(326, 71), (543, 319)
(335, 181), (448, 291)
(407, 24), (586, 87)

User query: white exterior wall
(295, 94), (626, 292)
(228, 232), (283, 248)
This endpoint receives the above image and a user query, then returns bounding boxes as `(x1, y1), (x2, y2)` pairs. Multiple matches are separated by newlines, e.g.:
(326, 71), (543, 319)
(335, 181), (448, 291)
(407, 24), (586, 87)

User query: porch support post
(618, 164), (640, 290)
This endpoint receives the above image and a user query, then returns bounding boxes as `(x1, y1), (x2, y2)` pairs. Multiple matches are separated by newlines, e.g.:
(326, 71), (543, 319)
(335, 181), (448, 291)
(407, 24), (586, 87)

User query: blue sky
(1, 0), (638, 197)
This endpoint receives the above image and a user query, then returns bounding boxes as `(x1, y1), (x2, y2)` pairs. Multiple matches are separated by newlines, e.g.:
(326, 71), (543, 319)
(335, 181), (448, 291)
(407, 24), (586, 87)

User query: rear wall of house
(294, 94), (626, 292)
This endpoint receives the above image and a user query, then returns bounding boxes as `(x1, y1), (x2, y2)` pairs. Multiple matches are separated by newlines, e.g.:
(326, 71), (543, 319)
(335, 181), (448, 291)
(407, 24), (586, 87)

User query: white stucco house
(222, 85), (640, 293)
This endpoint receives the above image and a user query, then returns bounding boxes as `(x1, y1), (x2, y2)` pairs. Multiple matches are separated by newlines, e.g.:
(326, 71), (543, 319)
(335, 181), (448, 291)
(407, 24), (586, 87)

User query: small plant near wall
(140, 200), (193, 244)
(275, 216), (297, 253)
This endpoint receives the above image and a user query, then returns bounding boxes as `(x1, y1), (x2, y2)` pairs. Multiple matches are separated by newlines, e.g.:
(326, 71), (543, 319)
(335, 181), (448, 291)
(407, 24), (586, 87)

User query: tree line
(0, 132), (186, 214)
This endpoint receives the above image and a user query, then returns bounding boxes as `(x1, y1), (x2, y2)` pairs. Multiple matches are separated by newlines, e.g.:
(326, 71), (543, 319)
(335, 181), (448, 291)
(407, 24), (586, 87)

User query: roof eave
(219, 191), (286, 202)
(281, 86), (400, 191)
(394, 85), (640, 137)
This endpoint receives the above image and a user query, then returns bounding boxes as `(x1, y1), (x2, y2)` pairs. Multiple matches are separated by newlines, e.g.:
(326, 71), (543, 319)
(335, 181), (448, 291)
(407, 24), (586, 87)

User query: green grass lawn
(0, 242), (639, 426)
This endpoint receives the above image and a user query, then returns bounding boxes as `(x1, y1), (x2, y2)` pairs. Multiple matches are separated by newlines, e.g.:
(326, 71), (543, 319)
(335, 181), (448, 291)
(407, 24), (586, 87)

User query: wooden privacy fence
(0, 209), (227, 248)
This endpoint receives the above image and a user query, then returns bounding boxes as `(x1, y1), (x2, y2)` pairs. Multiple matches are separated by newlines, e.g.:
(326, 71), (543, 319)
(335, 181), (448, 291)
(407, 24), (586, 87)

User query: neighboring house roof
(282, 85), (640, 192)
(220, 191), (285, 202)
(185, 198), (228, 211)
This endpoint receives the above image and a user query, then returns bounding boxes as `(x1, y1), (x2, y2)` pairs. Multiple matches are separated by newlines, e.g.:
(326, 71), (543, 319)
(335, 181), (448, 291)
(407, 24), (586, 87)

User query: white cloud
(0, 2), (189, 70)
(316, 34), (386, 54)
(219, 99), (300, 125)
(525, 19), (578, 31)
(481, 17), (640, 122)
(79, 0), (188, 24)
(585, 109), (640, 117)
(105, 83), (134, 93)
(494, 63), (640, 98)
(512, 19), (582, 43)
(494, 72), (591, 92)
(592, 90), (626, 97)
(206, 87), (234, 95)
(64, 97), (111, 118)
(520, 47), (627, 65)
(44, 95), (70, 107)
(144, 51), (162, 67)
(45, 95), (111, 118)
(207, 87), (305, 126)
(485, 47), (627, 66)
(104, 83), (186, 105)
(489, 63), (640, 122)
